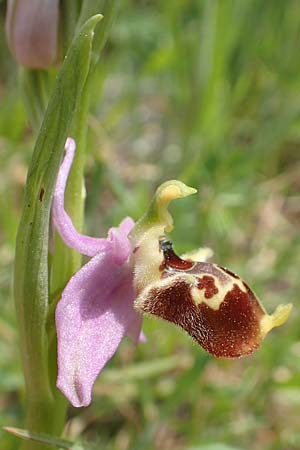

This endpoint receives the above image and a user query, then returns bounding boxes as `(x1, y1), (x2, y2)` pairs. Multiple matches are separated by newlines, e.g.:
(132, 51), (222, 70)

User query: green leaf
(77, 0), (121, 70)
(3, 427), (71, 449)
(3, 427), (97, 450)
(188, 445), (245, 450)
(13, 13), (102, 439)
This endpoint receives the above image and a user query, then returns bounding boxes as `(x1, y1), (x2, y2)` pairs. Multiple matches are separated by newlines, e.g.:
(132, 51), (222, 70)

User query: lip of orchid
(53, 138), (143, 407)
(130, 178), (292, 359)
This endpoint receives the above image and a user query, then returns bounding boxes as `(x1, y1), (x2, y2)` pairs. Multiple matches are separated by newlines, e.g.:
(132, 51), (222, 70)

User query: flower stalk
(14, 15), (102, 450)
(12, 0), (122, 446)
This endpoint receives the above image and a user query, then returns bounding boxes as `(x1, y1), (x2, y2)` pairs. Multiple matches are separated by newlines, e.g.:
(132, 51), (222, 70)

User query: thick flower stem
(22, 398), (67, 450)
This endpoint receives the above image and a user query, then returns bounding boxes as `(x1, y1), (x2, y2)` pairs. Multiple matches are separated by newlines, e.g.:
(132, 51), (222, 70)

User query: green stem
(20, 69), (54, 132)
(13, 16), (102, 450)
(23, 399), (66, 450)
(14, 3), (120, 447)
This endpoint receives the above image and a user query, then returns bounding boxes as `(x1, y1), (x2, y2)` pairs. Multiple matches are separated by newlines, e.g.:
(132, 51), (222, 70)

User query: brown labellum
(132, 181), (291, 358)
(134, 239), (286, 358)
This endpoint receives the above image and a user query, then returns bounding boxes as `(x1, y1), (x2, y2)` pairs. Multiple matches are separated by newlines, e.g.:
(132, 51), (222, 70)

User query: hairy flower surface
(53, 139), (291, 407)
(53, 138), (144, 407)
(130, 181), (292, 358)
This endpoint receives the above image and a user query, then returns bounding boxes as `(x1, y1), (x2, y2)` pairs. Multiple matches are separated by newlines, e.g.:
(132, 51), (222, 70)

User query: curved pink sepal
(56, 248), (142, 407)
(52, 138), (134, 257)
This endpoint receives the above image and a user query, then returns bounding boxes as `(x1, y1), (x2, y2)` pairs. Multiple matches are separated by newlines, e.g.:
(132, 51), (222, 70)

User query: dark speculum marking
(187, 262), (231, 285)
(197, 275), (219, 299)
(218, 265), (239, 279)
(159, 238), (194, 271)
(137, 278), (264, 358)
(158, 240), (232, 289)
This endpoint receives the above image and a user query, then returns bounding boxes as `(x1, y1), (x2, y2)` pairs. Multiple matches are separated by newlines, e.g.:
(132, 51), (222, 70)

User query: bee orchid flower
(53, 138), (292, 408)
(131, 182), (292, 358)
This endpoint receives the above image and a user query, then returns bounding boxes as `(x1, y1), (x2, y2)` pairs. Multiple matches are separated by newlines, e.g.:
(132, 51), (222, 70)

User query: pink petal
(5, 0), (59, 68)
(139, 331), (147, 343)
(118, 217), (135, 235)
(53, 138), (112, 257)
(108, 224), (133, 265)
(56, 251), (141, 407)
(126, 316), (146, 344)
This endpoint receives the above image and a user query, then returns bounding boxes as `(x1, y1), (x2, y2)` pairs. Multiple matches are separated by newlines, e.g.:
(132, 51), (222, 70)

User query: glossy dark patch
(159, 262), (166, 272)
(187, 262), (230, 284)
(218, 265), (239, 279)
(138, 279), (264, 358)
(159, 239), (194, 271)
(197, 276), (219, 299)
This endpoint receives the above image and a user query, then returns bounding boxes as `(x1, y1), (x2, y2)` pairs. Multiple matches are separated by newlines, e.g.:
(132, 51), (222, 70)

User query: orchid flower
(130, 183), (292, 358)
(53, 138), (292, 408)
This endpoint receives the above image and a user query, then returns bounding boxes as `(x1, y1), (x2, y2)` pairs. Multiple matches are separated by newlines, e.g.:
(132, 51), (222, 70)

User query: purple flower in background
(53, 138), (144, 407)
(5, 0), (59, 68)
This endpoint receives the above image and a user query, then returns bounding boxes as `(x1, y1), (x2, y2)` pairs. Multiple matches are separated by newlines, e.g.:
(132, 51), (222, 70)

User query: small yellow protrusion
(131, 180), (197, 241)
(155, 180), (197, 232)
(157, 182), (197, 205)
(130, 180), (197, 294)
(159, 185), (182, 204)
(260, 303), (293, 337)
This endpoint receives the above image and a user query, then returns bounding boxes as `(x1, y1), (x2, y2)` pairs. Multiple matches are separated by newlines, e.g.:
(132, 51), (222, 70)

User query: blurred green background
(0, 1), (300, 449)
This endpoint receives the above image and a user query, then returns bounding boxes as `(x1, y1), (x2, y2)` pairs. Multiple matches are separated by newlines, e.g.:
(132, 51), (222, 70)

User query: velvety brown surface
(139, 277), (265, 358)
(138, 239), (266, 357)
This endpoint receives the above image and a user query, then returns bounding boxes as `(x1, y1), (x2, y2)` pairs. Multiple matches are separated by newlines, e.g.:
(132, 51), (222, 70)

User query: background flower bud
(5, 0), (60, 68)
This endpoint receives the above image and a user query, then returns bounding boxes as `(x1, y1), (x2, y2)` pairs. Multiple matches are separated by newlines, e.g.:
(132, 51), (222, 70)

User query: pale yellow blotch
(260, 303), (293, 337)
(190, 271), (248, 311)
(191, 284), (229, 311)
